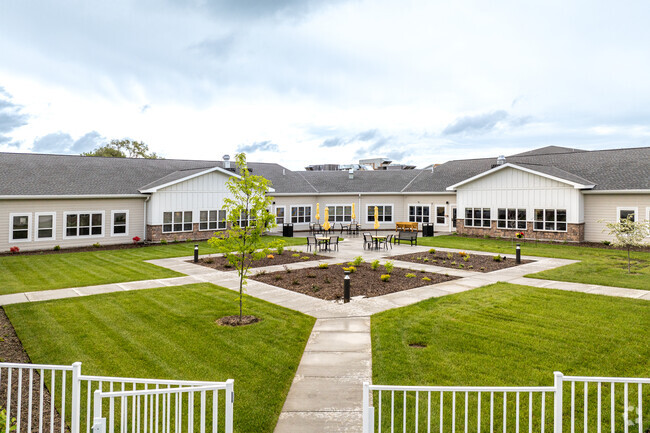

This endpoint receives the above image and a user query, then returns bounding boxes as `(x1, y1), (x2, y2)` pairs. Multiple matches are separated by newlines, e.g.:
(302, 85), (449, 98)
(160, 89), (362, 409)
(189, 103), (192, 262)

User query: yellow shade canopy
(315, 203), (320, 221)
(374, 205), (380, 230)
(323, 207), (331, 231)
(351, 203), (356, 220)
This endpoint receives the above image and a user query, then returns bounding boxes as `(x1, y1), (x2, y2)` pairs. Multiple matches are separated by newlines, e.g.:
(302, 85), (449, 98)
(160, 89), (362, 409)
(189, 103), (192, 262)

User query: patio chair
(362, 233), (373, 250)
(308, 223), (315, 235)
(329, 235), (339, 251)
(383, 234), (393, 249)
(306, 236), (317, 252)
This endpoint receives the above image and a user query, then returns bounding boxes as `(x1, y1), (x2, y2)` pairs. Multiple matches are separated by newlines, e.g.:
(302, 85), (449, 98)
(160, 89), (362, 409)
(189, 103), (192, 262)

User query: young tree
(208, 153), (281, 323)
(602, 215), (650, 273)
(81, 139), (162, 158)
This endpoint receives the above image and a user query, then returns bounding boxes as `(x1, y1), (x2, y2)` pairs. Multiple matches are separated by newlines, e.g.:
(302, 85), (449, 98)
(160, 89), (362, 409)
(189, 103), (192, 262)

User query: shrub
(380, 274), (391, 282)
(301, 256), (310, 260)
(602, 240), (611, 246)
(283, 265), (292, 273)
(311, 284), (320, 292)
(93, 242), (101, 248)
(173, 237), (179, 243)
(493, 255), (503, 262)
(343, 266), (356, 273)
(447, 253), (453, 260)
(53, 245), (61, 251)
(422, 276), (431, 282)
(318, 263), (329, 269)
(324, 277), (331, 284)
(276, 245), (285, 255)
(371, 259), (380, 270)
(384, 261), (394, 274)
(480, 266), (486, 271)
(292, 253), (301, 258)
(307, 274), (316, 278)
(9, 246), (19, 254)
(132, 236), (141, 245)
(451, 261), (456, 265)
(0, 408), (17, 432)
(292, 280), (300, 285)
(405, 273), (416, 278)
(463, 255), (470, 262)
(160, 239), (168, 245)
(468, 265), (473, 269)
(351, 256), (364, 266)
(423, 258), (429, 262)
(483, 235), (490, 239)
(274, 275), (283, 281)
(428, 248), (436, 254)
(458, 264), (464, 269)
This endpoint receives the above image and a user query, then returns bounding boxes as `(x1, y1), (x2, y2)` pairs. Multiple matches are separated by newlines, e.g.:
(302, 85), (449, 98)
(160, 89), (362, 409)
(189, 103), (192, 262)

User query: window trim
(63, 211), (105, 239)
(35, 212), (56, 241)
(407, 204), (431, 224)
(290, 205), (312, 224)
(162, 211), (193, 233)
(9, 213), (32, 243)
(275, 206), (285, 225)
(110, 210), (129, 237)
(533, 208), (567, 232)
(326, 204), (353, 223)
(496, 208), (527, 230)
(464, 207), (491, 228)
(199, 209), (227, 231)
(365, 204), (393, 224)
(616, 207), (637, 222)
(434, 204), (447, 226)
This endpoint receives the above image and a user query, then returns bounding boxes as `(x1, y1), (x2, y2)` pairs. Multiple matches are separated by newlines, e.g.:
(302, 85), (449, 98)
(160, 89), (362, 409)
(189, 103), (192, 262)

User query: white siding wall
(147, 172), (232, 225)
(456, 167), (583, 224)
(0, 197), (145, 252)
(583, 193), (650, 242)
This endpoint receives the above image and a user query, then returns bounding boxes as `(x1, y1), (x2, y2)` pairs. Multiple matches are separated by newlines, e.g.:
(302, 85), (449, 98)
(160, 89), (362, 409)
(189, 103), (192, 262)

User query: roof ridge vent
(496, 155), (506, 165)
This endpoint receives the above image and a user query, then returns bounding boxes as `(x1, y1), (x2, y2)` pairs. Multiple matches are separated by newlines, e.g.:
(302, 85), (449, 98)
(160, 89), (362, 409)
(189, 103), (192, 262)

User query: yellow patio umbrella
(323, 207), (331, 231)
(315, 203), (320, 221)
(374, 205), (380, 234)
(351, 203), (356, 221)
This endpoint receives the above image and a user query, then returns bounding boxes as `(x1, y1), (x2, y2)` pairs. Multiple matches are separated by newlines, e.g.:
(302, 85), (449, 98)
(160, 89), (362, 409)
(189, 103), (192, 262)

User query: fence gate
(91, 382), (233, 433)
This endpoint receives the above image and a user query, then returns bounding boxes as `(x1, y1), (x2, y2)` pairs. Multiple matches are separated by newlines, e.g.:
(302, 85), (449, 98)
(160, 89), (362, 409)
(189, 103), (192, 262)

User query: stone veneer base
(456, 220), (584, 242)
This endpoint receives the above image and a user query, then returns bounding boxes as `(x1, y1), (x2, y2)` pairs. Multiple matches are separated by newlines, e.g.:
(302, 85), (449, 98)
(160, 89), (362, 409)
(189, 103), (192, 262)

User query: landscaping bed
(194, 250), (328, 271)
(250, 262), (459, 300)
(388, 250), (531, 272)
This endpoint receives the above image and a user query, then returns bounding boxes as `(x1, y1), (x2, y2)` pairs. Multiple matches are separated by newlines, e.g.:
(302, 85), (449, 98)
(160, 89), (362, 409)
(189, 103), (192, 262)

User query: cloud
(237, 140), (279, 153)
(321, 137), (344, 147)
(320, 129), (380, 148)
(0, 86), (29, 145)
(442, 110), (509, 136)
(174, 0), (346, 20)
(140, 104), (151, 113)
(32, 130), (105, 154)
(191, 35), (236, 59)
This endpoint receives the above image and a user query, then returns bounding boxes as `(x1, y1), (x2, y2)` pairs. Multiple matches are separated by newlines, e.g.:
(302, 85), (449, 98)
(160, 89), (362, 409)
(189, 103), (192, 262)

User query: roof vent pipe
(349, 168), (354, 180)
(223, 154), (230, 169)
(496, 155), (506, 166)
(282, 168), (286, 175)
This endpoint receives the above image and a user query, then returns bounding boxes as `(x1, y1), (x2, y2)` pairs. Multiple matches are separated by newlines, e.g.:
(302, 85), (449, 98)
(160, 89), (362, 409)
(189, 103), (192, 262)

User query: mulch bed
(388, 250), (531, 272)
(250, 262), (459, 300)
(216, 315), (261, 326)
(455, 233), (650, 252)
(0, 242), (152, 256)
(0, 308), (66, 432)
(193, 250), (328, 271)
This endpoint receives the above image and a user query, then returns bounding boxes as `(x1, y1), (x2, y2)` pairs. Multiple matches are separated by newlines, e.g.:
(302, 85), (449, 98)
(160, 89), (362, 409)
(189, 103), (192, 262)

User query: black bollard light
(194, 244), (199, 263)
(343, 270), (351, 303)
(516, 243), (521, 264)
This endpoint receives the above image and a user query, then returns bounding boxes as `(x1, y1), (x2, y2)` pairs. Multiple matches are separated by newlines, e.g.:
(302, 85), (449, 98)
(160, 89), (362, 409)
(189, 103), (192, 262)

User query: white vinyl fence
(363, 372), (650, 433)
(0, 362), (234, 433)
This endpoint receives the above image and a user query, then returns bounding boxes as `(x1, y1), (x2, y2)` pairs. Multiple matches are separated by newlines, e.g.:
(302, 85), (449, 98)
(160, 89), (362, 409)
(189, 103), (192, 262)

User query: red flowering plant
(516, 232), (524, 239)
(132, 236), (141, 245)
(9, 246), (19, 254)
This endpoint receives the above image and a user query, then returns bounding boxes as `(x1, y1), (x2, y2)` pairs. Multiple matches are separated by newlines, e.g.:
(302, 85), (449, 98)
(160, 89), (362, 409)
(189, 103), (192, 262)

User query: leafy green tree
(81, 139), (162, 158)
(602, 215), (650, 273)
(208, 153), (282, 322)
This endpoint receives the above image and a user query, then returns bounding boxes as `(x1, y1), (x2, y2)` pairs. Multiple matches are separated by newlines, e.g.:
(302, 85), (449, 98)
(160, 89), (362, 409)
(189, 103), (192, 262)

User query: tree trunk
(628, 247), (631, 273)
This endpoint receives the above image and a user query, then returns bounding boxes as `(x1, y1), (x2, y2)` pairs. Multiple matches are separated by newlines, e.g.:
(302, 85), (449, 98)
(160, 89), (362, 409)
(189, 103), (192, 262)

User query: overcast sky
(1, 0), (649, 169)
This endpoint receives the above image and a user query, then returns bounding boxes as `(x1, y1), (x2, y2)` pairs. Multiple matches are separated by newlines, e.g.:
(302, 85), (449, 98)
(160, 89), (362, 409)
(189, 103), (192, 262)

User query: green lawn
(419, 235), (650, 290)
(5, 283), (315, 433)
(371, 283), (650, 432)
(0, 236), (305, 294)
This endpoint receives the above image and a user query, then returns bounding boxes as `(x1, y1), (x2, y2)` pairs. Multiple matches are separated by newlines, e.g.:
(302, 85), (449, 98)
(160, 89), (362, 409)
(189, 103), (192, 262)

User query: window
(435, 206), (446, 225)
(408, 205), (430, 223)
(290, 206), (311, 224)
(465, 208), (491, 228)
(200, 210), (226, 230)
(111, 211), (128, 236)
(35, 212), (56, 240)
(534, 209), (567, 232)
(10, 214), (31, 242)
(65, 212), (103, 237)
(366, 205), (392, 223)
(235, 210), (255, 227)
(162, 211), (192, 233)
(497, 208), (526, 229)
(328, 205), (353, 222)
(617, 208), (637, 222)
(275, 207), (285, 225)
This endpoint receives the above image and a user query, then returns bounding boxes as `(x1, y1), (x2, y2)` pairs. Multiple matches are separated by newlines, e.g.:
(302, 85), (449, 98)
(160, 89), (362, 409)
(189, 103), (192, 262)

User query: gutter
(0, 194), (147, 199)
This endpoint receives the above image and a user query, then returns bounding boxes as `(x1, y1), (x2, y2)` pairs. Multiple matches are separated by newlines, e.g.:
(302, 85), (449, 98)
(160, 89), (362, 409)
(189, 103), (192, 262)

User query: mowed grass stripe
(5, 283), (315, 433)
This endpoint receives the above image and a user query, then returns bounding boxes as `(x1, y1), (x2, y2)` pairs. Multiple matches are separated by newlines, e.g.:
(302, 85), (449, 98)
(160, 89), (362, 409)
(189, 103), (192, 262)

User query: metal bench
(394, 231), (418, 246)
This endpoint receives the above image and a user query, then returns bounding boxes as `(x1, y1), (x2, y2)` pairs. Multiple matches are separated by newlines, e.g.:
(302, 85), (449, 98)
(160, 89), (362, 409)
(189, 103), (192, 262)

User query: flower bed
(388, 250), (532, 272)
(194, 250), (328, 271)
(250, 262), (459, 300)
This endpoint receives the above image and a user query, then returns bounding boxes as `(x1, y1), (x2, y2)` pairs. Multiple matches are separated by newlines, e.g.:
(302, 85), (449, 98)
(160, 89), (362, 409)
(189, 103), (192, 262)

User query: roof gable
(139, 166), (242, 193)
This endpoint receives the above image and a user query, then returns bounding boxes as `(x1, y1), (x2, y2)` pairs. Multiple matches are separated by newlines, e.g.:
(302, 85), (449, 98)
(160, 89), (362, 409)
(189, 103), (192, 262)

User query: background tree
(81, 139), (162, 158)
(602, 215), (650, 273)
(208, 153), (282, 323)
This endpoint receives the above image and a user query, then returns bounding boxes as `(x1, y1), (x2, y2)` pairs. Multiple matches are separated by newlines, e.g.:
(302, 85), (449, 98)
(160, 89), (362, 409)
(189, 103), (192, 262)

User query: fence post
(71, 362), (82, 433)
(554, 371), (563, 433)
(92, 390), (105, 433)
(225, 379), (234, 433)
(363, 382), (370, 433)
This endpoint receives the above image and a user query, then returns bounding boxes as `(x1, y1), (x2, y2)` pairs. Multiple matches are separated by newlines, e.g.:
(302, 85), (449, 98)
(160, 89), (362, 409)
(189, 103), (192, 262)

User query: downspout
(358, 193), (362, 227)
(143, 195), (151, 242)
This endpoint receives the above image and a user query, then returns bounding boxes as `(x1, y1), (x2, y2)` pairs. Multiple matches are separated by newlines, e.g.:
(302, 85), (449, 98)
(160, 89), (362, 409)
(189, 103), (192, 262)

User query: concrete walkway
(1, 240), (648, 432)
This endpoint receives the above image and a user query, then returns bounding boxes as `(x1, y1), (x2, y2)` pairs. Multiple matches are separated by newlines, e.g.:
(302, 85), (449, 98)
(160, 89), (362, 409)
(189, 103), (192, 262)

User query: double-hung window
(497, 208), (526, 229)
(111, 211), (128, 236)
(435, 206), (446, 224)
(465, 208), (491, 228)
(290, 206), (311, 224)
(534, 209), (567, 231)
(10, 214), (31, 242)
(408, 205), (430, 223)
(275, 207), (285, 225)
(200, 210), (226, 230)
(35, 212), (56, 240)
(366, 205), (392, 223)
(617, 208), (637, 222)
(328, 205), (353, 222)
(65, 212), (103, 237)
(162, 211), (193, 233)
